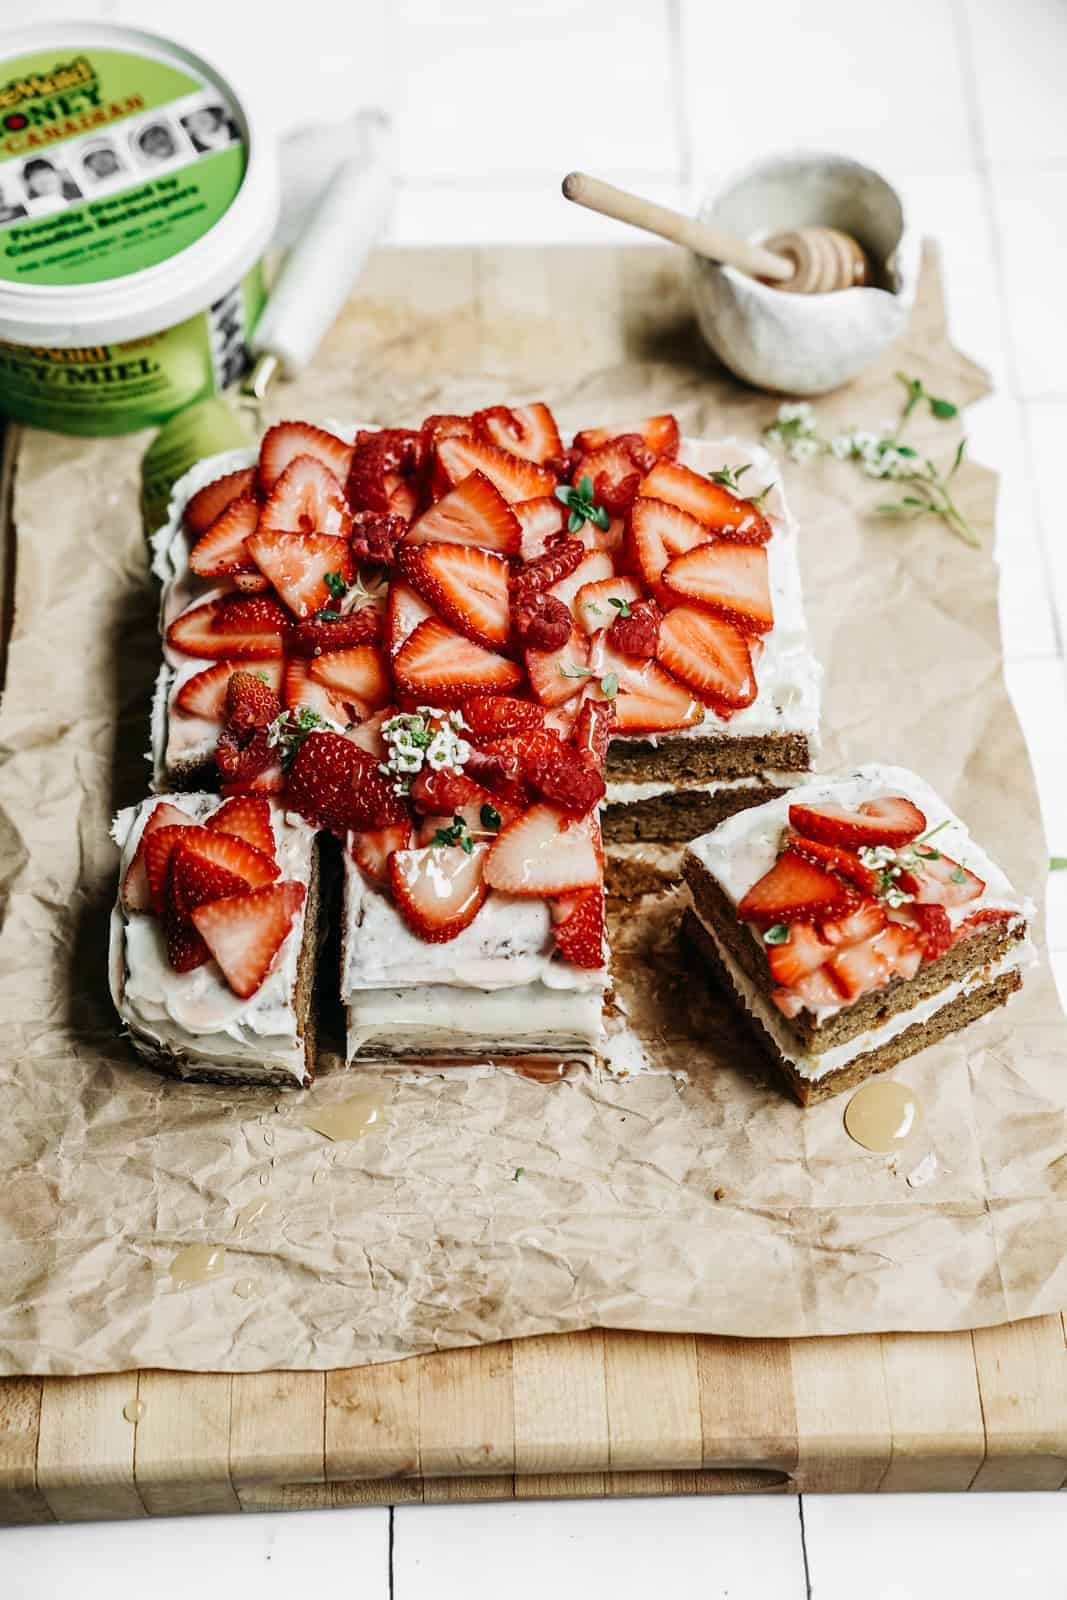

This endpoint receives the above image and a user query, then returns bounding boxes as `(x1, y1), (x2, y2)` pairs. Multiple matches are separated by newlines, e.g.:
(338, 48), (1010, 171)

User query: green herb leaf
(560, 663), (594, 679)
(313, 609), (343, 623)
(592, 504), (611, 531)
(930, 397), (958, 419)
(567, 509), (584, 534)
(513, 1167), (524, 1181)
(578, 474), (594, 501)
(950, 867), (967, 883)
(480, 802), (502, 832)
(894, 444), (918, 457)
(431, 816), (469, 850)
(915, 819), (951, 847)
(1051, 857), (1067, 872)
(763, 924), (790, 946)
(324, 570), (349, 600)
(600, 672), (619, 700)
(608, 596), (632, 617)
(554, 484), (574, 507)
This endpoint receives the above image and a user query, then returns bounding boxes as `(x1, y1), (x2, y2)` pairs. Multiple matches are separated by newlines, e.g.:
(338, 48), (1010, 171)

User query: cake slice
(682, 765), (1034, 1105)
(110, 793), (321, 1087)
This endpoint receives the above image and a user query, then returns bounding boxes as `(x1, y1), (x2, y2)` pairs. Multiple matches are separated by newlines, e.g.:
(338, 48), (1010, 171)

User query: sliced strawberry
(226, 669), (282, 731)
(420, 413), (475, 457)
(286, 604), (383, 658)
(782, 834), (879, 897)
(403, 471), (520, 555)
(346, 429), (420, 514)
(878, 921), (925, 978)
(526, 623), (590, 708)
(258, 455), (352, 540)
(171, 843), (249, 912)
(542, 699), (582, 742)
(188, 493), (260, 578)
(220, 758), (285, 798)
(788, 796), (927, 850)
(547, 549), (615, 616)
(206, 795), (277, 860)
(573, 414), (679, 460)
(437, 435), (555, 502)
(385, 578), (434, 658)
(282, 658), (353, 724)
(909, 902), (954, 961)
(827, 937), (891, 1002)
(308, 644), (390, 709)
(184, 467), (258, 535)
(350, 821), (414, 886)
(551, 887), (605, 969)
(771, 966), (843, 1017)
(258, 421), (353, 492)
(462, 695), (544, 740)
(608, 598), (661, 659)
(640, 461), (772, 543)
(174, 662), (234, 720)
(167, 596), (288, 660)
(121, 802), (196, 913)
(574, 695), (614, 768)
(737, 852), (853, 926)
(661, 543), (773, 634)
(907, 848), (985, 907)
(182, 827), (279, 889)
(388, 842), (488, 943)
(245, 529), (355, 619)
(474, 402), (563, 465)
(573, 575), (644, 635)
(595, 639), (702, 733)
(484, 803), (601, 896)
(145, 823), (203, 917)
(162, 906), (211, 974)
(571, 438), (652, 515)
(818, 900), (887, 947)
(286, 730), (409, 833)
(394, 617), (523, 705)
(192, 881), (306, 999)
(232, 571), (271, 594)
(346, 705), (394, 760)
(349, 510), (408, 565)
(656, 604), (756, 712)
(953, 907), (1015, 940)
(515, 495), (566, 560)
(409, 767), (481, 817)
(765, 921), (833, 989)
(397, 541), (510, 651)
(627, 497), (710, 599)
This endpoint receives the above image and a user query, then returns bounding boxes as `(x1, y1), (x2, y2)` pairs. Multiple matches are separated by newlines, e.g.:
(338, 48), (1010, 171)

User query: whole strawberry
(608, 597), (661, 658)
(286, 730), (408, 834)
(226, 670), (282, 731)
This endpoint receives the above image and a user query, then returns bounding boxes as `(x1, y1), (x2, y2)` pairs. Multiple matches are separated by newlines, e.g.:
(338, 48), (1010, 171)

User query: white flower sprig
(763, 375), (979, 547)
(379, 708), (471, 793)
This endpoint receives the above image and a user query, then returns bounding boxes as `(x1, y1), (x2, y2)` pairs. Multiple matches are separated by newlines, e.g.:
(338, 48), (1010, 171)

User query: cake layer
(603, 770), (802, 844)
(684, 908), (1024, 1106)
(341, 850), (607, 1063)
(110, 795), (320, 1087)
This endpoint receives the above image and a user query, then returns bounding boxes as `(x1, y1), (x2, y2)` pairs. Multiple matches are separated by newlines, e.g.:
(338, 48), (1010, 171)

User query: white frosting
(688, 898), (1033, 1080)
(605, 769), (805, 805)
(346, 983), (604, 1058)
(109, 794), (317, 1082)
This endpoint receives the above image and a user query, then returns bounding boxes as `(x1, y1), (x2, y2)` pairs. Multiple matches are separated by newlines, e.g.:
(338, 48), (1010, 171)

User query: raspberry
(510, 536), (585, 595)
(545, 445), (582, 480)
(346, 429), (420, 513)
(215, 726), (273, 785)
(512, 590), (571, 651)
(286, 730), (408, 834)
(608, 597), (661, 657)
(911, 903), (953, 961)
(285, 606), (382, 657)
(350, 511), (408, 564)
(462, 747), (528, 806)
(225, 670), (281, 731)
(525, 750), (605, 816)
(573, 435), (656, 515)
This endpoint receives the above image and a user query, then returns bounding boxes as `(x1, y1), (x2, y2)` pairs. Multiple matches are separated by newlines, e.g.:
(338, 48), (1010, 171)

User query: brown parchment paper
(1, 243), (1066, 1376)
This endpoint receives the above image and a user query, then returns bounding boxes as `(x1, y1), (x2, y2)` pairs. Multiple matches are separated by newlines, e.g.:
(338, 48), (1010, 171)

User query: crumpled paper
(1, 243), (1065, 1375)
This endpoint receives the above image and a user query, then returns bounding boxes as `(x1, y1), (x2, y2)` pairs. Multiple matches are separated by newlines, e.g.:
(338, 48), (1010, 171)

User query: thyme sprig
(554, 473), (610, 534)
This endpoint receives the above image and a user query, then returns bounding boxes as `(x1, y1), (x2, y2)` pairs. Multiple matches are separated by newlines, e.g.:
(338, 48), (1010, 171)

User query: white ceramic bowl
(691, 152), (919, 395)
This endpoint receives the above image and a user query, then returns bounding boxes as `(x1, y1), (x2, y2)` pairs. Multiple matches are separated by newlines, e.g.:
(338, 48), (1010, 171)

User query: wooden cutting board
(2, 244), (1066, 1520)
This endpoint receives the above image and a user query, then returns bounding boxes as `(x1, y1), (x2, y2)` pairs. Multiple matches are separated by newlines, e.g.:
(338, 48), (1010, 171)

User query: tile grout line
(796, 1494), (813, 1600)
(951, 0), (1065, 660)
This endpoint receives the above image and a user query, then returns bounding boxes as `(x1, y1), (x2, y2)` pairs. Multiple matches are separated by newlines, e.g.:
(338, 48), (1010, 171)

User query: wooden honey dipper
(562, 171), (872, 293)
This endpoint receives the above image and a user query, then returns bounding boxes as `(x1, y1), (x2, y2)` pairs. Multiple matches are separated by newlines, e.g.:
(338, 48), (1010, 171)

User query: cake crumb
(713, 1186), (727, 1202)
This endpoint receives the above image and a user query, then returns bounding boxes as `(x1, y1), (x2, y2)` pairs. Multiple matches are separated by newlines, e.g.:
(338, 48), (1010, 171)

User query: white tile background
(4, 1), (1067, 1594)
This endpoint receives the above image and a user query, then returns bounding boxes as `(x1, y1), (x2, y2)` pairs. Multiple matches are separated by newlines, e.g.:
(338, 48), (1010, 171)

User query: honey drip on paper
(233, 1197), (270, 1234)
(169, 1244), (226, 1287)
(122, 1401), (145, 1423)
(844, 1080), (924, 1152)
(301, 1088), (387, 1143)
(234, 1278), (256, 1300)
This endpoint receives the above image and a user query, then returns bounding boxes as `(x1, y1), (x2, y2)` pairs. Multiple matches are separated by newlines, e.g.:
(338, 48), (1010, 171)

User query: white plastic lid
(0, 22), (278, 346)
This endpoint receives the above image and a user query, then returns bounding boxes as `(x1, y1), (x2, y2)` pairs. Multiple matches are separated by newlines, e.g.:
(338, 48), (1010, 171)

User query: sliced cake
(682, 766), (1033, 1105)
(110, 792), (320, 1087)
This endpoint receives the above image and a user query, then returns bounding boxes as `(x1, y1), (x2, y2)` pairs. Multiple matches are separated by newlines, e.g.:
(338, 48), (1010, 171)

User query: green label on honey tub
(0, 46), (246, 285)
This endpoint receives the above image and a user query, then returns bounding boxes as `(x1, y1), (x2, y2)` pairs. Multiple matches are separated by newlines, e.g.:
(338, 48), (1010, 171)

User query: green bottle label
(0, 45), (246, 285)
